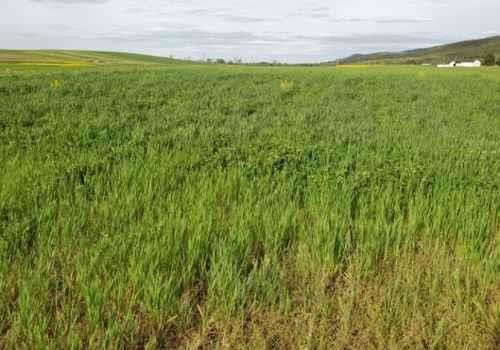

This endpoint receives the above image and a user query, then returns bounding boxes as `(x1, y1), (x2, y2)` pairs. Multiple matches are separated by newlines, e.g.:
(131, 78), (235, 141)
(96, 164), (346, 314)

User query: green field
(0, 59), (499, 349)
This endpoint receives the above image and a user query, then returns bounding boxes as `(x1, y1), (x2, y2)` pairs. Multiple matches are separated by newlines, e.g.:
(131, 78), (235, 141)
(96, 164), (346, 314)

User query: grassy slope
(333, 35), (500, 65)
(0, 49), (186, 66)
(0, 65), (499, 349)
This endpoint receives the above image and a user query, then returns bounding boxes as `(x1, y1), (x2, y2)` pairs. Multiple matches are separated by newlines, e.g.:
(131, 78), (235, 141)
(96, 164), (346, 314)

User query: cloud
(96, 29), (292, 46)
(287, 8), (432, 25)
(330, 18), (371, 23)
(376, 18), (432, 24)
(295, 33), (443, 45)
(215, 14), (274, 23)
(180, 8), (276, 23)
(327, 17), (432, 24)
(288, 6), (332, 19)
(31, 0), (108, 3)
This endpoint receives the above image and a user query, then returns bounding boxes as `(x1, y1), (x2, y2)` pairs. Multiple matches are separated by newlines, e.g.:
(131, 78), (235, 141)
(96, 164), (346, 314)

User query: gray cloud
(294, 33), (443, 46)
(376, 18), (432, 24)
(288, 6), (331, 19)
(330, 18), (371, 23)
(96, 29), (291, 46)
(181, 8), (277, 23)
(215, 14), (273, 23)
(31, 0), (108, 3)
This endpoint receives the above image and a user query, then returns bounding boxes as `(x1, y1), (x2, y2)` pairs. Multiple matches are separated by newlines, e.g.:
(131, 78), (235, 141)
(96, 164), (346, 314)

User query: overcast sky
(1, 0), (499, 63)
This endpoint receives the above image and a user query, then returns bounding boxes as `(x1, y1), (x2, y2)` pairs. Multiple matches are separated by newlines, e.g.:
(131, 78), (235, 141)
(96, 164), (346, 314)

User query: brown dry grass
(163, 244), (500, 350)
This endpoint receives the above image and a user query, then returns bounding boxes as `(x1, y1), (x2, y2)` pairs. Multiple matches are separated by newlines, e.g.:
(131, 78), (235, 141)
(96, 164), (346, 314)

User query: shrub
(482, 53), (495, 66)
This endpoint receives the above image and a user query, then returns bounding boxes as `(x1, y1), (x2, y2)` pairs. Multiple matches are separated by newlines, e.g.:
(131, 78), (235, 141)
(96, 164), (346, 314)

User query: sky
(1, 0), (499, 63)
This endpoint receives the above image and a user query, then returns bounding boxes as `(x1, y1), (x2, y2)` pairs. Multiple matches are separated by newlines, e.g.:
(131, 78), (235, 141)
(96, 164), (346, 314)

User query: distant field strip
(6, 62), (94, 67)
(0, 50), (184, 66)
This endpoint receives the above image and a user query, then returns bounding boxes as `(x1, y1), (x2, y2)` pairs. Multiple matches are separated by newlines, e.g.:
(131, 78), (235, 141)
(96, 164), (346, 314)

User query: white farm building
(457, 60), (482, 67)
(437, 60), (481, 68)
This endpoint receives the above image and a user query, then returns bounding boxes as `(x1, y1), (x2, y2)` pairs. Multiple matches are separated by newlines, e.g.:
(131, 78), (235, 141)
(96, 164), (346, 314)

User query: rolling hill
(0, 50), (186, 67)
(333, 35), (500, 65)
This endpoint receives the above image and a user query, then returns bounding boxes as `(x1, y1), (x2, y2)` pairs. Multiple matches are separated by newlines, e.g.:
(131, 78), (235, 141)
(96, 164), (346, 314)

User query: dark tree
(483, 53), (496, 66)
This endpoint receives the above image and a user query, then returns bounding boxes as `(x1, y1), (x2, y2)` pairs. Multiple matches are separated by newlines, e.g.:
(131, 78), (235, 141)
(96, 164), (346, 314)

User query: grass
(0, 62), (499, 349)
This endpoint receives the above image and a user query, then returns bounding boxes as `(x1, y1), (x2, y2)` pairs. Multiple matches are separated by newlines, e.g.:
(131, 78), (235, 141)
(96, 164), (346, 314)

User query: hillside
(0, 50), (186, 67)
(333, 35), (500, 65)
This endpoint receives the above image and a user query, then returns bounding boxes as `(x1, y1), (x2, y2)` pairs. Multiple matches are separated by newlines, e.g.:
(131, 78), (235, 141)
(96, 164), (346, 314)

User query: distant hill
(332, 36), (500, 65)
(0, 50), (187, 66)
